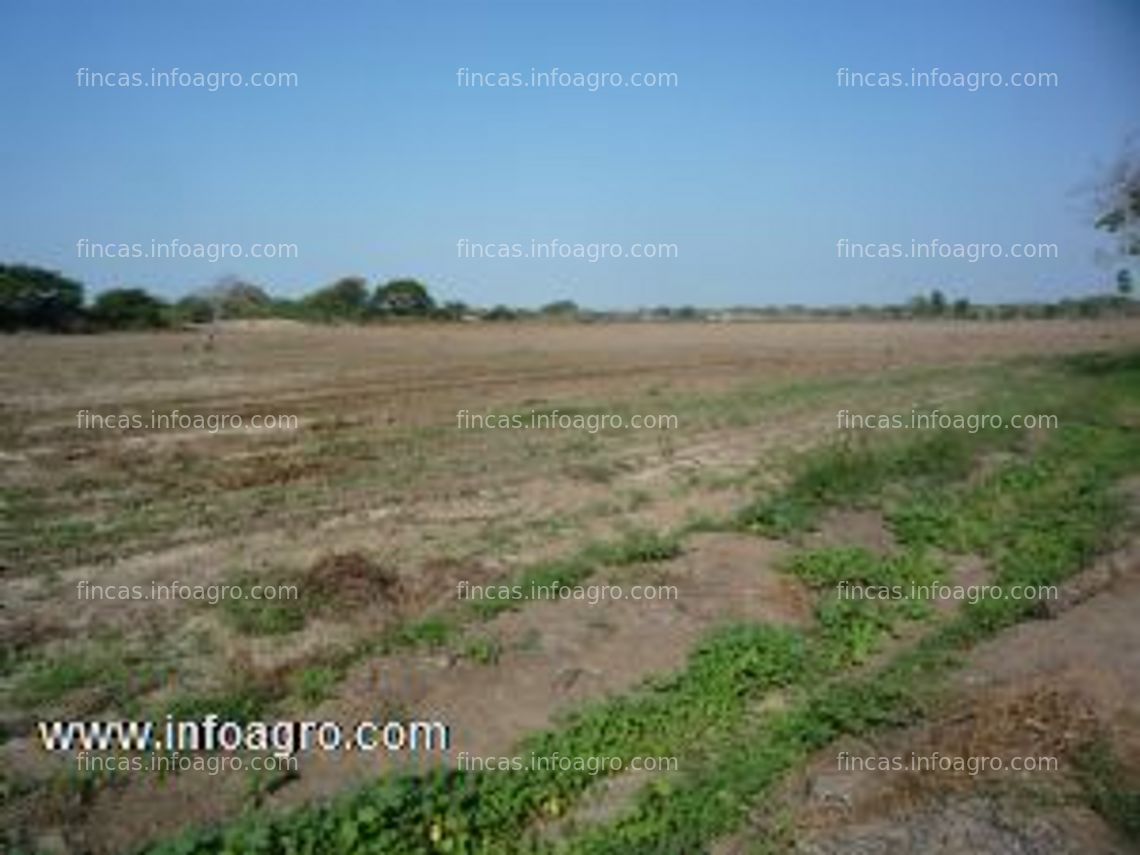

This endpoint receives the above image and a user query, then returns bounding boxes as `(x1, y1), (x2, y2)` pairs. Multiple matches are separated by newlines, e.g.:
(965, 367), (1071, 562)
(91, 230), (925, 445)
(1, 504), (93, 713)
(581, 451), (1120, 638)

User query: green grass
(164, 686), (271, 725)
(11, 650), (110, 707)
(785, 546), (941, 591)
(291, 666), (340, 705)
(736, 427), (1015, 537)
(10, 639), (166, 711)
(787, 547), (945, 665)
(1074, 737), (1140, 843)
(385, 616), (458, 650)
(461, 636), (502, 666)
(466, 528), (681, 622)
(220, 594), (307, 637)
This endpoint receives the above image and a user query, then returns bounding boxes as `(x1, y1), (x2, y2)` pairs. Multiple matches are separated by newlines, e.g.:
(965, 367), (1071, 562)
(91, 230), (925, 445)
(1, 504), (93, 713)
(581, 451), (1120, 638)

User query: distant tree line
(0, 269), (466, 332)
(2, 262), (1137, 334)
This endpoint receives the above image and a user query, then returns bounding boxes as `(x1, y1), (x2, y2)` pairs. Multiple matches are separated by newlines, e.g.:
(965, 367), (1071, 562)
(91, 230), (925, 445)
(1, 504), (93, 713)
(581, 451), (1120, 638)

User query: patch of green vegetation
(291, 665), (340, 705)
(1074, 737), (1140, 842)
(585, 528), (683, 566)
(465, 559), (575, 622)
(786, 546), (937, 589)
(384, 615), (458, 650)
(10, 651), (107, 707)
(468, 528), (681, 622)
(1064, 349), (1140, 377)
(0, 643), (38, 682)
(0, 485), (45, 525)
(11, 640), (164, 709)
(165, 686), (270, 725)
(220, 594), (307, 636)
(219, 556), (393, 638)
(737, 427), (1011, 536)
(786, 547), (945, 666)
(27, 517), (99, 559)
(462, 635), (502, 666)
(565, 678), (923, 855)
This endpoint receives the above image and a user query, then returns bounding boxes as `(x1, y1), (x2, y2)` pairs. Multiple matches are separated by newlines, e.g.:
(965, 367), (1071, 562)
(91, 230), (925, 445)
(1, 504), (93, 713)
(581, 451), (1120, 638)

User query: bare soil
(4, 320), (1140, 853)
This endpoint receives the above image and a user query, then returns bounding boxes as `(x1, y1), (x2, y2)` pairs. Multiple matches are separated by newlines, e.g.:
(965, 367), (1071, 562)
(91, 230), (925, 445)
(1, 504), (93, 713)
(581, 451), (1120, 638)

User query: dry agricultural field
(2, 319), (1140, 853)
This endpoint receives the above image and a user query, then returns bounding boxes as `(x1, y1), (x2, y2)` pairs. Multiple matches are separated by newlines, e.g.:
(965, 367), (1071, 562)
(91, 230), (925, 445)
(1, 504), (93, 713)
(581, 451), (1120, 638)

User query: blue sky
(1, 0), (1137, 308)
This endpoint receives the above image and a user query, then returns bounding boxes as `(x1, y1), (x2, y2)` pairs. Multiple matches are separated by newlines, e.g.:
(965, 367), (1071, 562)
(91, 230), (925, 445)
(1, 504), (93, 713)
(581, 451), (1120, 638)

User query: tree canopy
(0, 264), (85, 331)
(91, 288), (168, 329)
(302, 276), (369, 320)
(1094, 145), (1139, 296)
(372, 278), (435, 316)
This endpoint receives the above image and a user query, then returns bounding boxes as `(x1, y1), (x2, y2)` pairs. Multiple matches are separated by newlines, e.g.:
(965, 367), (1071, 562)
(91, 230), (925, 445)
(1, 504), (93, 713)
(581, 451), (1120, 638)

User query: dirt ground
(3, 319), (1139, 853)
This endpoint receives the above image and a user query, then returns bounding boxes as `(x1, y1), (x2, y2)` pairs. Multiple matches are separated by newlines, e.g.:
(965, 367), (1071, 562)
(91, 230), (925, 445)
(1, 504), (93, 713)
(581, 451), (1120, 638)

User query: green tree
(1117, 269), (1133, 298)
(436, 301), (469, 320)
(173, 295), (215, 324)
(0, 264), (85, 331)
(372, 278), (435, 316)
(484, 304), (517, 321)
(929, 289), (947, 315)
(303, 276), (368, 320)
(1095, 148), (1140, 254)
(539, 299), (579, 317)
(1094, 145), (1139, 301)
(91, 288), (169, 329)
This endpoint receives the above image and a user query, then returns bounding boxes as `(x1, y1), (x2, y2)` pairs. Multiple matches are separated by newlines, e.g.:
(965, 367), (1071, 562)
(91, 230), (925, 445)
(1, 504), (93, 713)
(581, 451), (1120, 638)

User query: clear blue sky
(1, 0), (1137, 308)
